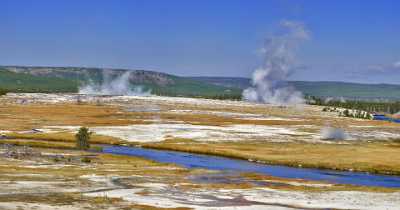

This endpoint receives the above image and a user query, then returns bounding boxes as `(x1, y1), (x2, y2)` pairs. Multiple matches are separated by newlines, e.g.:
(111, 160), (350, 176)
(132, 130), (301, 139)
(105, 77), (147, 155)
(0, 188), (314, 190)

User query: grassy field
(1, 95), (400, 177)
(5, 132), (125, 145)
(1, 94), (400, 210)
(5, 128), (400, 176)
(0, 146), (194, 209)
(0, 103), (147, 131)
(1, 141), (397, 193)
(142, 140), (400, 175)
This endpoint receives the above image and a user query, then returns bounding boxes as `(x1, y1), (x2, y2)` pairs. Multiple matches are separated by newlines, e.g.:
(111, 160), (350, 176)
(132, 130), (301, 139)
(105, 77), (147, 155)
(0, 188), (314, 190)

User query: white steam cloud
(243, 20), (310, 105)
(324, 97), (346, 104)
(79, 70), (151, 96)
(320, 127), (349, 141)
(324, 97), (333, 104)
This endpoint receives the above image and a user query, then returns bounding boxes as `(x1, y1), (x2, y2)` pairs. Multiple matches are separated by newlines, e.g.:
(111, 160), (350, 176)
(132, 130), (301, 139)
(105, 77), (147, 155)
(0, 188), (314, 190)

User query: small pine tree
(75, 127), (91, 150)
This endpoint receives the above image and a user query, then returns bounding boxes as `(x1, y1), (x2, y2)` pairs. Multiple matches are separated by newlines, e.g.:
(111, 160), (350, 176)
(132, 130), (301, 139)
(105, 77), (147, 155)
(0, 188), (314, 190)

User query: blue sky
(0, 0), (399, 84)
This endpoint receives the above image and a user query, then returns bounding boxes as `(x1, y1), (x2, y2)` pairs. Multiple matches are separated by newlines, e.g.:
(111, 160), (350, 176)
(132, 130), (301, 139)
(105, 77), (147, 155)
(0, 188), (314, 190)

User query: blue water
(373, 115), (400, 124)
(103, 146), (400, 188)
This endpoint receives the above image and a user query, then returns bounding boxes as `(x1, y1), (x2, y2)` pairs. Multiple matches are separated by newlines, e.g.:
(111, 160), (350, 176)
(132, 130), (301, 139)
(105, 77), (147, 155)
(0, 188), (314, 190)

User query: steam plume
(320, 127), (349, 141)
(79, 70), (151, 96)
(243, 20), (310, 105)
(324, 97), (333, 104)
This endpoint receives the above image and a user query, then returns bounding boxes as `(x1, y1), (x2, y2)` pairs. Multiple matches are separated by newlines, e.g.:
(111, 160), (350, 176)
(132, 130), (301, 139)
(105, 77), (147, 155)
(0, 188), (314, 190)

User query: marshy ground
(0, 93), (399, 209)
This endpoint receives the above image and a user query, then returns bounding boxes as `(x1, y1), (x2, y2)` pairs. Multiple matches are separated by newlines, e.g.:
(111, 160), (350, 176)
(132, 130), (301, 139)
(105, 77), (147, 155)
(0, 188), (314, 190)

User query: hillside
(190, 77), (400, 101)
(291, 81), (400, 100)
(0, 66), (241, 98)
(1, 66), (399, 100)
(0, 69), (78, 92)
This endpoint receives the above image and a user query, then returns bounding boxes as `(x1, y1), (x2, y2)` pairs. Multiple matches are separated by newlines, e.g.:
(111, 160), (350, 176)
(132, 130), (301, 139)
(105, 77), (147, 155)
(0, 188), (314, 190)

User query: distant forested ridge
(307, 95), (400, 115)
(0, 66), (241, 99)
(0, 68), (78, 93)
(190, 77), (400, 101)
(0, 66), (399, 101)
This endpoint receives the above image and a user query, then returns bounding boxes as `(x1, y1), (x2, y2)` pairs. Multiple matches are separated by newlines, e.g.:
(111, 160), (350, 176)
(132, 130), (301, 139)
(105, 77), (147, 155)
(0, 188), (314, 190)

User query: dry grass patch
(154, 112), (307, 126)
(143, 141), (400, 175)
(0, 146), (189, 180)
(0, 104), (147, 131)
(129, 204), (192, 210)
(240, 173), (399, 193)
(0, 139), (77, 150)
(0, 192), (121, 205)
(5, 132), (125, 145)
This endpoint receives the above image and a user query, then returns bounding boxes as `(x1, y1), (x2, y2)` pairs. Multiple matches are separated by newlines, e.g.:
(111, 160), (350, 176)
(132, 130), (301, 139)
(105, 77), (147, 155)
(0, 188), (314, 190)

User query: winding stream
(103, 146), (400, 188)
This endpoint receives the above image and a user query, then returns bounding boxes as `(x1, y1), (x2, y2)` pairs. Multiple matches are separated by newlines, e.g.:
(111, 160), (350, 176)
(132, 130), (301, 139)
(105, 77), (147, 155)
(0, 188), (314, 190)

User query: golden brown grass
(0, 145), (194, 209)
(1, 97), (400, 196)
(239, 172), (399, 193)
(0, 147), (195, 209)
(0, 146), (189, 183)
(0, 139), (76, 149)
(0, 101), (397, 133)
(0, 104), (152, 131)
(143, 140), (400, 175)
(132, 110), (311, 126)
(129, 204), (192, 210)
(0, 192), (108, 204)
(5, 132), (124, 145)
(0, 191), (188, 210)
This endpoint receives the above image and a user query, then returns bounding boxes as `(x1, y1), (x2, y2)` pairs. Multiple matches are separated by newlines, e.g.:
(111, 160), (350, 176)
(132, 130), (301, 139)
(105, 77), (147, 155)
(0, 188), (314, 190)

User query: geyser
(243, 20), (310, 105)
(79, 70), (151, 96)
(320, 127), (349, 141)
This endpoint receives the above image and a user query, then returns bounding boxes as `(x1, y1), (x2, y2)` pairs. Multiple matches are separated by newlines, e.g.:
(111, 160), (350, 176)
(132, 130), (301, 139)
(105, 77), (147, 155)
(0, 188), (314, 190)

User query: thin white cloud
(366, 65), (385, 72)
(393, 61), (400, 68)
(365, 60), (400, 73)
